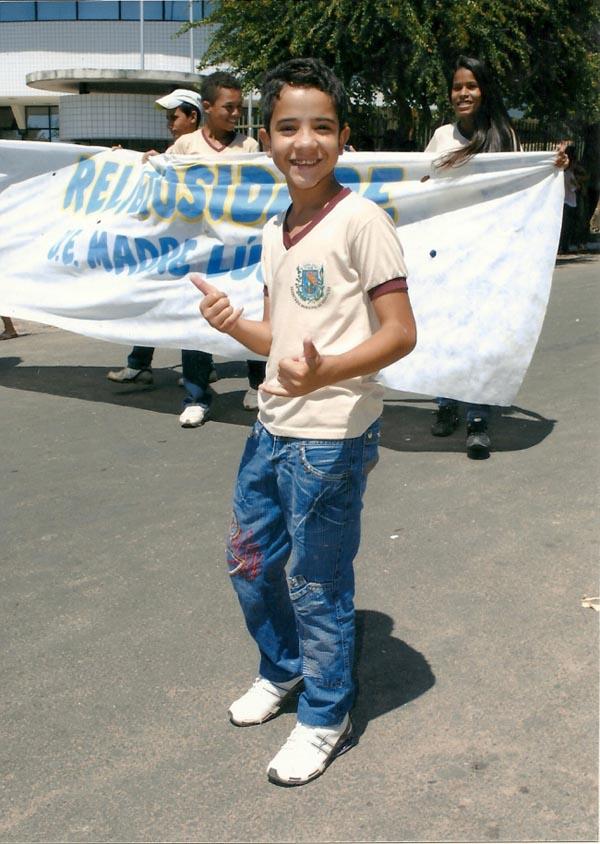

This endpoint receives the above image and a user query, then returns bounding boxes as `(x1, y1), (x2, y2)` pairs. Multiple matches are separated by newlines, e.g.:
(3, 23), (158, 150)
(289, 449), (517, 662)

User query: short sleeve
(171, 134), (189, 155)
(349, 208), (408, 293)
(425, 128), (441, 153)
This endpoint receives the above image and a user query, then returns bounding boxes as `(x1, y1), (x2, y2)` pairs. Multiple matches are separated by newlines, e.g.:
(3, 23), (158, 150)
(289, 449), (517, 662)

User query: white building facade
(0, 1), (219, 148)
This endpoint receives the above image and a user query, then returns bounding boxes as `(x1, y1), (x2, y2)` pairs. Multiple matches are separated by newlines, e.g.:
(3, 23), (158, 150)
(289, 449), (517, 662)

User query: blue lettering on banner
(47, 223), (265, 280)
(230, 166), (278, 225)
(113, 235), (138, 274)
(61, 158), (289, 226)
(62, 157), (403, 225)
(105, 164), (134, 210)
(63, 158), (97, 212)
(87, 230), (114, 272)
(135, 238), (159, 272)
(86, 161), (121, 214)
(47, 228), (82, 262)
(152, 167), (179, 220)
(335, 166), (361, 190)
(179, 163), (214, 219)
(363, 166), (404, 222)
(54, 155), (406, 282)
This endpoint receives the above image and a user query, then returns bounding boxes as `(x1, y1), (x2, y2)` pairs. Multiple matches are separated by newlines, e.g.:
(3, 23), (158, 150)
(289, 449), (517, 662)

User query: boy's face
(166, 107), (197, 140)
(259, 85), (350, 192)
(203, 87), (243, 135)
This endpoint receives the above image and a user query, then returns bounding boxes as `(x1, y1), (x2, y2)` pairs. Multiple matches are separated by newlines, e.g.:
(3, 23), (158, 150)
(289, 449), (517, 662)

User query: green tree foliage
(193, 0), (599, 131)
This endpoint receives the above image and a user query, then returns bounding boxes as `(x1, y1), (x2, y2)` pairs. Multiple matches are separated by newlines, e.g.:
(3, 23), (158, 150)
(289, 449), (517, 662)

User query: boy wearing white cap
(107, 87), (217, 427)
(108, 81), (264, 419)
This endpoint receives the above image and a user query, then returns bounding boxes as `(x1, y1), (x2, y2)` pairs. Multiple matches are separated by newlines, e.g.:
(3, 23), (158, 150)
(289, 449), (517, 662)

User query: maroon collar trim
(283, 186), (351, 250)
(201, 128), (236, 153)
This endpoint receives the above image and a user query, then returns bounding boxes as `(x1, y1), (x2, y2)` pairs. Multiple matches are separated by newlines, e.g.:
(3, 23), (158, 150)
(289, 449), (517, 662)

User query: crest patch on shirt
(292, 264), (328, 308)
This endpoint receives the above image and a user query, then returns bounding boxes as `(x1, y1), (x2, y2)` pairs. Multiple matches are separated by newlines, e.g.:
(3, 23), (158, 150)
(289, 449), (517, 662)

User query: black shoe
(466, 417), (491, 459)
(431, 403), (459, 437)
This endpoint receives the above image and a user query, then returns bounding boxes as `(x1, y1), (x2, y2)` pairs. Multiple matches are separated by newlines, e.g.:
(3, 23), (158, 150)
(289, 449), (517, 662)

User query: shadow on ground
(276, 609), (435, 739)
(380, 398), (555, 453)
(0, 358), (556, 453)
(555, 253), (598, 266)
(352, 609), (435, 738)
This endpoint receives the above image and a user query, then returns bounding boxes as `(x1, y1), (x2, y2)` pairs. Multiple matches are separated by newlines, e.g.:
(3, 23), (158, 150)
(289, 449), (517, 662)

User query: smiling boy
(171, 70), (259, 156)
(172, 71), (265, 412)
(190, 58), (416, 786)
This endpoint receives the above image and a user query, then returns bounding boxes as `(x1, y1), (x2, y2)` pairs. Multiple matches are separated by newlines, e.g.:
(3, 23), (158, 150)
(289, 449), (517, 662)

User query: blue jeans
(127, 347), (265, 407)
(127, 345), (213, 410)
(227, 420), (380, 727)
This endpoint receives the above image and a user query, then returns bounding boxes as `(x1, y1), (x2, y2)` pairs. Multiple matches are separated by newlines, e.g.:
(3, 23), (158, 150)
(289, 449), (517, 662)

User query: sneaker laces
(281, 722), (341, 760)
(248, 676), (292, 701)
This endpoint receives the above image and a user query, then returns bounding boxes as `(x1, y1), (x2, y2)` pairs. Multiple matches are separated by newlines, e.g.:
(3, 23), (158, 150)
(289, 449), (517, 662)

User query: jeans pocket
(300, 441), (352, 481)
(363, 422), (380, 473)
(288, 576), (344, 687)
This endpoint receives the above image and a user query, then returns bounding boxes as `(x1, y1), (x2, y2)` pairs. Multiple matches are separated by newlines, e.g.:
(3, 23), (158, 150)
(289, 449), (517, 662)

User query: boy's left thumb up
(303, 337), (320, 368)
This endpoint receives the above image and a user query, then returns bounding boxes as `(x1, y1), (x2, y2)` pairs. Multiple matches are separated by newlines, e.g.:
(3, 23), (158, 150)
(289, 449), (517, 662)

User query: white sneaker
(243, 388), (259, 410)
(228, 676), (303, 726)
(179, 405), (208, 427)
(107, 366), (153, 384)
(267, 715), (354, 786)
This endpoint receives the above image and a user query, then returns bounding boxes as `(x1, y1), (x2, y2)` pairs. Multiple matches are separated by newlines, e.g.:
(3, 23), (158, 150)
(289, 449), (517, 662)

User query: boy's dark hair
(260, 58), (348, 131)
(201, 71), (242, 104)
(176, 101), (201, 126)
(441, 55), (519, 168)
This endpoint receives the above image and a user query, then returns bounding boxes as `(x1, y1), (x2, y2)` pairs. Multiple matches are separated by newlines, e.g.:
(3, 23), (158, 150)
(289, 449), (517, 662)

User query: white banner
(0, 140), (564, 405)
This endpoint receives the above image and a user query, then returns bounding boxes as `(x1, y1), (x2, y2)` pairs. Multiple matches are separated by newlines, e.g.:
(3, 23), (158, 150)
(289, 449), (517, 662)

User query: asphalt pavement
(1, 255), (598, 843)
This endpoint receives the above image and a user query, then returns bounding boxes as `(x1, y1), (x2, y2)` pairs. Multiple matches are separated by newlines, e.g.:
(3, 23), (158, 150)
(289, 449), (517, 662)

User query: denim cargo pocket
(288, 575), (344, 687)
(300, 441), (352, 481)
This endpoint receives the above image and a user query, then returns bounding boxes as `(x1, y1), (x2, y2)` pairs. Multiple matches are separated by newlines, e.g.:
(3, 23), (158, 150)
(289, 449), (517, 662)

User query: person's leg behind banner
(179, 349), (214, 427)
(107, 346), (155, 384)
(244, 360), (267, 410)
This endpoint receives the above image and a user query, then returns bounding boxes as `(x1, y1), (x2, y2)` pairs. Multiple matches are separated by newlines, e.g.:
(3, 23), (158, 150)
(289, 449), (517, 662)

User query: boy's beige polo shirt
(259, 188), (408, 440)
(171, 128), (259, 156)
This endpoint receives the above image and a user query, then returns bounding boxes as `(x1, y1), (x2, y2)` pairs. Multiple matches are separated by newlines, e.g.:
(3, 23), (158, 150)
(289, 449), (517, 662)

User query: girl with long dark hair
(426, 56), (567, 458)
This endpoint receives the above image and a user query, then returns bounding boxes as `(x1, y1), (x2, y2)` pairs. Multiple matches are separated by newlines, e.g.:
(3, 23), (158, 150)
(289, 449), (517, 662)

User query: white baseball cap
(155, 88), (203, 111)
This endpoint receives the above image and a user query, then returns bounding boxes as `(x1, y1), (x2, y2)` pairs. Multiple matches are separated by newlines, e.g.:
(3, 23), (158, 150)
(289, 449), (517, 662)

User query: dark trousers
(127, 346), (266, 403)
(437, 397), (490, 425)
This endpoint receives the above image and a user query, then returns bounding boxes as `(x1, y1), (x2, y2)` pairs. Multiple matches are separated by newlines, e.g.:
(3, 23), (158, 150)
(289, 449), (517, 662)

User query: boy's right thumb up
(189, 273), (218, 297)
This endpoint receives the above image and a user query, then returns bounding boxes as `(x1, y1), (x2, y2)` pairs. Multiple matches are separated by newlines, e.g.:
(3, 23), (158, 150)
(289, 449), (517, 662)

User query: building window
(37, 1), (76, 19)
(78, 1), (119, 19)
(120, 0), (163, 20)
(25, 105), (59, 141)
(0, 1), (218, 21)
(0, 105), (21, 139)
(0, 2), (35, 20)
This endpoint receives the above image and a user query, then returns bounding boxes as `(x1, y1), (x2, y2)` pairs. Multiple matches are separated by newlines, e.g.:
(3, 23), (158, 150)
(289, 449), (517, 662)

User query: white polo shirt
(259, 187), (408, 440)
(425, 122), (520, 155)
(425, 123), (470, 154)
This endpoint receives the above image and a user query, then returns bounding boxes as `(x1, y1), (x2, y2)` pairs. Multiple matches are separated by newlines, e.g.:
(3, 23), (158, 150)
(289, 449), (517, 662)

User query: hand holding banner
(0, 140), (564, 405)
